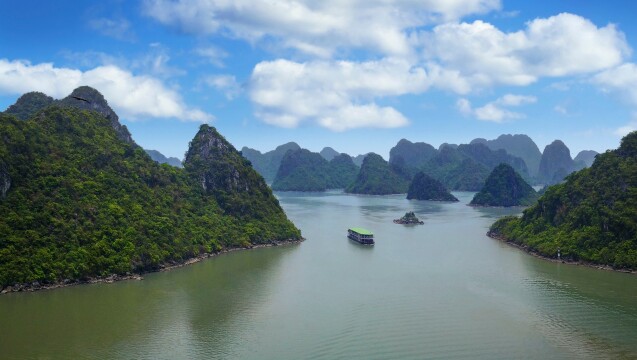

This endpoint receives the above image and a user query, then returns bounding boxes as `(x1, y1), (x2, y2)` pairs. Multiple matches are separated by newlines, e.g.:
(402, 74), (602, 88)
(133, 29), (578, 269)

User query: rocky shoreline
(487, 230), (637, 275)
(0, 238), (303, 295)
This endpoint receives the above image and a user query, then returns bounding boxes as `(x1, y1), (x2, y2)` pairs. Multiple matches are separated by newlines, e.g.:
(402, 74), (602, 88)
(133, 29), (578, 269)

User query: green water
(1, 191), (637, 359)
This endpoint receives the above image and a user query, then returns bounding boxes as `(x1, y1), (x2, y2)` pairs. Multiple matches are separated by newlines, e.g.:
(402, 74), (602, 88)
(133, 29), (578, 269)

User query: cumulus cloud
(248, 58), (448, 130)
(457, 94), (536, 122)
(143, 0), (501, 57)
(421, 13), (630, 88)
(194, 46), (228, 68)
(0, 58), (212, 122)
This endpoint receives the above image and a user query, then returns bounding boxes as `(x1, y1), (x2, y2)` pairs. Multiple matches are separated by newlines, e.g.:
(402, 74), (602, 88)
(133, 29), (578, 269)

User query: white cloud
(144, 0), (501, 57)
(421, 13), (630, 88)
(457, 93), (536, 122)
(592, 63), (637, 106)
(203, 75), (241, 99)
(0, 58), (212, 122)
(248, 58), (431, 130)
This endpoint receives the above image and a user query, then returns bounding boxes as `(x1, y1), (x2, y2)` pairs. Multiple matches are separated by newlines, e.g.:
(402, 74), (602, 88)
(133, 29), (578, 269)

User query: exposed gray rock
(0, 160), (10, 199)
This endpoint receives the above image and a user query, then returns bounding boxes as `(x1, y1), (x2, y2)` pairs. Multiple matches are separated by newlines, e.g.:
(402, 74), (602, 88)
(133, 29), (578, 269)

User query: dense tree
(489, 132), (637, 269)
(0, 89), (301, 288)
(346, 153), (410, 195)
(407, 172), (458, 201)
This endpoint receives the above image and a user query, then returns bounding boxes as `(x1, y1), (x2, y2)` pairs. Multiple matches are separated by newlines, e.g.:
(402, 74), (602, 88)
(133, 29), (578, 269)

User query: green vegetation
(489, 132), (637, 269)
(394, 211), (423, 225)
(470, 164), (538, 207)
(271, 149), (358, 191)
(0, 90), (300, 288)
(421, 147), (489, 191)
(407, 172), (458, 201)
(346, 153), (410, 195)
(4, 92), (54, 120)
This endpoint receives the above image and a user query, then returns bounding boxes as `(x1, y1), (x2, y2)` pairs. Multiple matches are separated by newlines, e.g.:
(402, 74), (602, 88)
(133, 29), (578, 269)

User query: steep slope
(470, 164), (538, 207)
(319, 147), (340, 161)
(145, 149), (183, 168)
(407, 172), (458, 202)
(3, 92), (54, 120)
(457, 143), (529, 179)
(472, 134), (542, 177)
(346, 153), (410, 195)
(352, 153), (369, 167)
(539, 140), (576, 185)
(0, 89), (300, 289)
(489, 132), (637, 269)
(389, 139), (437, 169)
(241, 142), (301, 183)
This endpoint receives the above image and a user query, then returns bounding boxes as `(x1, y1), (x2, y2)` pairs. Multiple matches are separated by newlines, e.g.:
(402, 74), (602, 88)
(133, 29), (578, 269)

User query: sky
(2, 1), (637, 160)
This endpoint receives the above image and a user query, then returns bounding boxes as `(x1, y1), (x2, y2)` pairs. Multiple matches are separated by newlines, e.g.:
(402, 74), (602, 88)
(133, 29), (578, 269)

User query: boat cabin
(348, 227), (374, 245)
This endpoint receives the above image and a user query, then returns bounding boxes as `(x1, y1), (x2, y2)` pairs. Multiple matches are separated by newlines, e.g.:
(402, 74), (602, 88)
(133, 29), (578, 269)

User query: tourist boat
(348, 227), (374, 245)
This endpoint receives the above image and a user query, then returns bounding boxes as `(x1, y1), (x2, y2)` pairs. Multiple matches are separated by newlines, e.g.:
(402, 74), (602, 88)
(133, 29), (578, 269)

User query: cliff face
(539, 140), (575, 185)
(574, 150), (599, 167)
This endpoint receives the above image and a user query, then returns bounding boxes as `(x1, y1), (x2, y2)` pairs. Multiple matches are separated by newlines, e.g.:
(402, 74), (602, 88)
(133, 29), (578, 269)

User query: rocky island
(394, 211), (424, 225)
(470, 163), (538, 207)
(407, 171), (458, 201)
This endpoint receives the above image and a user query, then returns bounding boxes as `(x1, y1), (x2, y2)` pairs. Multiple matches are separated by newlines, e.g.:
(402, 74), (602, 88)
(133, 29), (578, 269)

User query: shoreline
(487, 231), (637, 275)
(0, 238), (304, 295)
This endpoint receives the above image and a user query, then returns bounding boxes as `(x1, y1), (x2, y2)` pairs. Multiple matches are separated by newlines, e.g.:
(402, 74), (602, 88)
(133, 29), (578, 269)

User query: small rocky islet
(393, 211), (424, 225)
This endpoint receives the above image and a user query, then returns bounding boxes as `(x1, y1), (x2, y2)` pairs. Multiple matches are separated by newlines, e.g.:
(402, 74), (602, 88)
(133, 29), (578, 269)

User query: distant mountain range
(244, 134), (597, 193)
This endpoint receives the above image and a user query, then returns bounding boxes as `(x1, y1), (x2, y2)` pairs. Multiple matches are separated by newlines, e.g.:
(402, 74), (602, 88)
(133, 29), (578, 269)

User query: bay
(1, 191), (637, 359)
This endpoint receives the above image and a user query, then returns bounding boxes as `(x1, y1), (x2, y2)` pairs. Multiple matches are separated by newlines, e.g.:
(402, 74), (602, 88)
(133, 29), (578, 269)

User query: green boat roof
(349, 227), (373, 235)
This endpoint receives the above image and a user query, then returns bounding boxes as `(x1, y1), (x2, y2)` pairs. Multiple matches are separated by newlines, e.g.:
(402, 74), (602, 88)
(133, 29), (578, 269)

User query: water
(1, 191), (637, 359)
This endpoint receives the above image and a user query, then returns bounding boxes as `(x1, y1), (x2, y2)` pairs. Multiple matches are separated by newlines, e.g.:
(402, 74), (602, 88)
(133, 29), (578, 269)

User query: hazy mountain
(471, 134), (542, 177)
(241, 142), (301, 183)
(319, 147), (340, 161)
(389, 139), (437, 169)
(407, 172), (458, 202)
(574, 150), (599, 167)
(539, 140), (576, 185)
(145, 149), (183, 168)
(352, 153), (370, 167)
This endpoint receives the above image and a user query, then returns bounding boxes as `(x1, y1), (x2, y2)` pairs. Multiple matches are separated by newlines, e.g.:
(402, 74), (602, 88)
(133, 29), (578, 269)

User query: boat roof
(349, 227), (373, 235)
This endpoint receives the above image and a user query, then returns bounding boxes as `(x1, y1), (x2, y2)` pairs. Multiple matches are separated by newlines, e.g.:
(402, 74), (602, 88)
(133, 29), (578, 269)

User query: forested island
(346, 153), (410, 195)
(406, 172), (458, 202)
(271, 149), (358, 191)
(470, 164), (538, 207)
(489, 132), (637, 270)
(0, 87), (301, 292)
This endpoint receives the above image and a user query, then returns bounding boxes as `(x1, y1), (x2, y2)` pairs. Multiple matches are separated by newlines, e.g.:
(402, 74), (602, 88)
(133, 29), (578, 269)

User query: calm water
(2, 191), (637, 359)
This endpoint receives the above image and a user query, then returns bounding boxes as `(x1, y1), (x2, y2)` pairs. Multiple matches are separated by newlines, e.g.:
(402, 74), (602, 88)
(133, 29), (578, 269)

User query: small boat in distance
(348, 227), (374, 245)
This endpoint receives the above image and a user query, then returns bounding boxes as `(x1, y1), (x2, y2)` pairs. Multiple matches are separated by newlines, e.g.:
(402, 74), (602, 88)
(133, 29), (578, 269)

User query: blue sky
(2, 0), (637, 159)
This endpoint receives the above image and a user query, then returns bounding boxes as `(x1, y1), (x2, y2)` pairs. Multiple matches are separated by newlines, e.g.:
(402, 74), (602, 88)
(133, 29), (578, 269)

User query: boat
(348, 227), (374, 245)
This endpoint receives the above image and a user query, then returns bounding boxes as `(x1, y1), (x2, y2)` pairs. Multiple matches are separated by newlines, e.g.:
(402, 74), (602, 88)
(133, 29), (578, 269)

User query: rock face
(145, 149), (183, 168)
(241, 142), (301, 183)
(389, 139), (437, 169)
(59, 86), (136, 146)
(346, 153), (410, 195)
(407, 172), (458, 202)
(319, 147), (340, 161)
(394, 211), (424, 225)
(471, 134), (542, 177)
(4, 92), (54, 120)
(352, 153), (369, 167)
(539, 140), (576, 185)
(489, 131), (637, 269)
(470, 164), (538, 207)
(457, 143), (529, 179)
(574, 150), (598, 167)
(0, 160), (10, 199)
